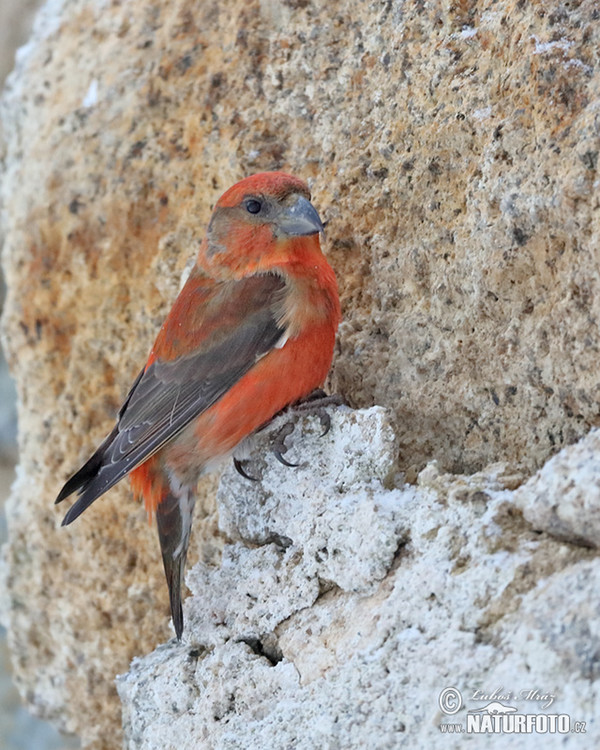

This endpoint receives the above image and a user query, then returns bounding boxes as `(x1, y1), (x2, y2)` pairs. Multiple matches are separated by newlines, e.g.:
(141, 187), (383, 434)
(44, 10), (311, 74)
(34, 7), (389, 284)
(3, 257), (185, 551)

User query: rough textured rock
(0, 0), (40, 464)
(0, 0), (40, 87)
(514, 427), (600, 548)
(2, 0), (600, 747)
(119, 407), (600, 749)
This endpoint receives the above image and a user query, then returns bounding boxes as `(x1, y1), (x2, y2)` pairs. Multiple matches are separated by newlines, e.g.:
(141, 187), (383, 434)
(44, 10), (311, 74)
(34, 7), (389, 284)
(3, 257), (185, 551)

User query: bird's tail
(155, 482), (196, 640)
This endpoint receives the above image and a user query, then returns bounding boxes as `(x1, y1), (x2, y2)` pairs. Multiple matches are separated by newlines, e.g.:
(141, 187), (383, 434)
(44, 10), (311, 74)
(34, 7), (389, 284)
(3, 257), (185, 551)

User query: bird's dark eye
(245, 199), (262, 214)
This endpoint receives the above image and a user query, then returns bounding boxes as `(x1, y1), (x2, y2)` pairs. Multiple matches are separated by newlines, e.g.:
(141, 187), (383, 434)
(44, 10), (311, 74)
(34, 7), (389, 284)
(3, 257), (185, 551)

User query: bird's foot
(271, 421), (300, 467)
(290, 389), (346, 436)
(233, 391), (345, 480)
(271, 389), (345, 467)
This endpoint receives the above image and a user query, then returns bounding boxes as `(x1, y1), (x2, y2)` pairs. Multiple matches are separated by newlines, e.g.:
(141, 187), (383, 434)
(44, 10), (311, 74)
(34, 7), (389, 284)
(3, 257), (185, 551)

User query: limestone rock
(514, 428), (600, 548)
(119, 407), (600, 749)
(0, 0), (39, 87)
(1, 0), (600, 747)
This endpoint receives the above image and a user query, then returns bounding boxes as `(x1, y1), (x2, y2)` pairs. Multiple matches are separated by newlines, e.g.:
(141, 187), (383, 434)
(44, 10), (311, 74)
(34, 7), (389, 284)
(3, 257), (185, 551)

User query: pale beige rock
(514, 427), (600, 548)
(1, 0), (600, 747)
(119, 409), (600, 749)
(0, 0), (40, 86)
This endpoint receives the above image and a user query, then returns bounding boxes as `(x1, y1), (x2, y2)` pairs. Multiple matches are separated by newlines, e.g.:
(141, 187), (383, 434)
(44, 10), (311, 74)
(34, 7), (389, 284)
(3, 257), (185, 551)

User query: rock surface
(1, 0), (600, 747)
(119, 407), (600, 749)
(514, 428), (600, 549)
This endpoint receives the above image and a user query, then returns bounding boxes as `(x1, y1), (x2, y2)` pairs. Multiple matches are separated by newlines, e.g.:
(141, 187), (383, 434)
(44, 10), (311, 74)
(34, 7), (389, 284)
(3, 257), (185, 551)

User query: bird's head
(202, 172), (326, 277)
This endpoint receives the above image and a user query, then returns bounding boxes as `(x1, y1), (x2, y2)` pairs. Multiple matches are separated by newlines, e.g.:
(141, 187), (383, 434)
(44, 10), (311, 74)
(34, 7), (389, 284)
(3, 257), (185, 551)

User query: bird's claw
(271, 421), (299, 467)
(270, 390), (344, 463)
(233, 457), (258, 482)
(292, 391), (345, 436)
(235, 391), (344, 479)
(273, 450), (300, 468)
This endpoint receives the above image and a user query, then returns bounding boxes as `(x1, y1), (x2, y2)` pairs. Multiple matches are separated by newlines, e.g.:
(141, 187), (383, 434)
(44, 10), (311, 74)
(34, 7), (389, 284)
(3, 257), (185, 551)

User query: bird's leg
(291, 389), (346, 436)
(271, 390), (346, 467)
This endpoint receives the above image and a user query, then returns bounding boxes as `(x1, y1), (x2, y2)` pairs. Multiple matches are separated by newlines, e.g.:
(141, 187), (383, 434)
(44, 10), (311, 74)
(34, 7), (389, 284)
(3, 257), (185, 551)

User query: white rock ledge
(118, 407), (600, 749)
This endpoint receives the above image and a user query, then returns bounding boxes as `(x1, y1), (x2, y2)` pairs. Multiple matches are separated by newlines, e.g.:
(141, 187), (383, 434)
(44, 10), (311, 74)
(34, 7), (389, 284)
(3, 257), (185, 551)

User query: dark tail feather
(156, 486), (196, 639)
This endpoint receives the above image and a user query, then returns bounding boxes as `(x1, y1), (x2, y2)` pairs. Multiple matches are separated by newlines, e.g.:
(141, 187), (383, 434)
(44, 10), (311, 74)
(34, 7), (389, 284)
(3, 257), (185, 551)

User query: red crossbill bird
(56, 172), (341, 638)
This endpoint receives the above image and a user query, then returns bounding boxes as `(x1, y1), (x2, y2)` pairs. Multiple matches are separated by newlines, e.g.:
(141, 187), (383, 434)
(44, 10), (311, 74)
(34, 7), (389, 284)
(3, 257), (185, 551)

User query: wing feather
(58, 272), (287, 522)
